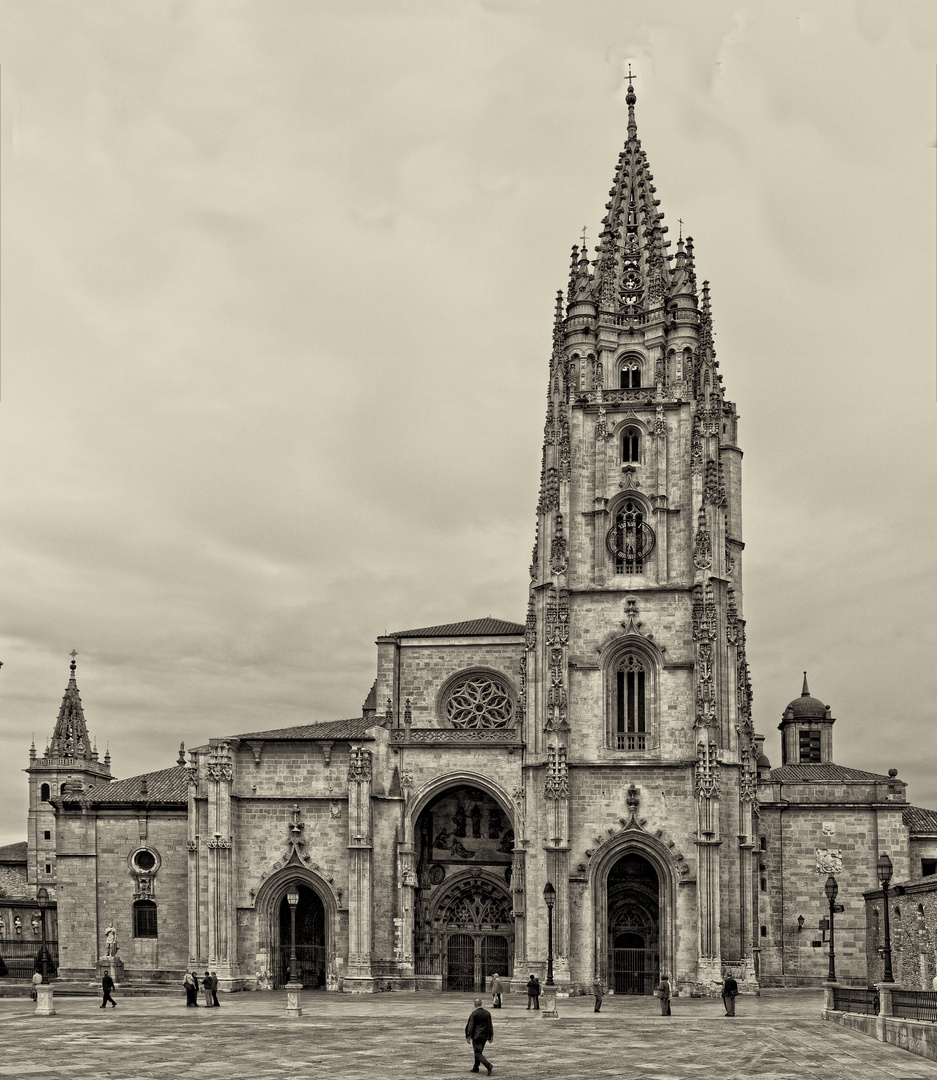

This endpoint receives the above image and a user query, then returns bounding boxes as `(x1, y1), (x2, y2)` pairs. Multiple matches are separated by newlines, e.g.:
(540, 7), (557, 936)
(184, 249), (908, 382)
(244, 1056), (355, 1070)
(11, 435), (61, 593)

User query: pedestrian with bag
(101, 971), (117, 1008)
(656, 973), (671, 1015)
(464, 995), (494, 1075)
(30, 970), (41, 1003)
(489, 972), (502, 1009)
(183, 970), (199, 1006)
(721, 972), (739, 1016)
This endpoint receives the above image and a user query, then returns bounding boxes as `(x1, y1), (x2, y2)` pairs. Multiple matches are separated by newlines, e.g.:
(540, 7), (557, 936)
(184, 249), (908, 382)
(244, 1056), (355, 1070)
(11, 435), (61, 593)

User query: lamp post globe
(877, 853), (894, 983)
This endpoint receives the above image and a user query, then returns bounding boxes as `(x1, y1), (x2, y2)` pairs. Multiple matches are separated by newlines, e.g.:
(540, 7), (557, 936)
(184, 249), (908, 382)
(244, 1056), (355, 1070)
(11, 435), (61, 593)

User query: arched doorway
(277, 883), (325, 989)
(608, 853), (659, 995)
(411, 782), (515, 991)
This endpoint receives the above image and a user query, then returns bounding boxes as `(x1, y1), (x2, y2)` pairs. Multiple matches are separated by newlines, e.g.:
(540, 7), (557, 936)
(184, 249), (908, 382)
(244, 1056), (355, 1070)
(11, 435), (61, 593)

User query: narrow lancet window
(616, 656), (646, 750)
(622, 427), (640, 463)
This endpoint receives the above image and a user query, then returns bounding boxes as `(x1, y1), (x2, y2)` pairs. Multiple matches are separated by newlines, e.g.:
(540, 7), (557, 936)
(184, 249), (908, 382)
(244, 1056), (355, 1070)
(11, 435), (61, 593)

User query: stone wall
(865, 873), (937, 989)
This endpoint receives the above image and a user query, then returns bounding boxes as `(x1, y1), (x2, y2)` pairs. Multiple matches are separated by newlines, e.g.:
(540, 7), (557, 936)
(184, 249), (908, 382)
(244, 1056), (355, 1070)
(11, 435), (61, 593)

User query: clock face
(606, 507), (656, 563)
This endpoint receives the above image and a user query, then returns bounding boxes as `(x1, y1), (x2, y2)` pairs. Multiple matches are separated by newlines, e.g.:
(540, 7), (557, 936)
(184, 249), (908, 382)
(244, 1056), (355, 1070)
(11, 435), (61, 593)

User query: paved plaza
(3, 988), (937, 1080)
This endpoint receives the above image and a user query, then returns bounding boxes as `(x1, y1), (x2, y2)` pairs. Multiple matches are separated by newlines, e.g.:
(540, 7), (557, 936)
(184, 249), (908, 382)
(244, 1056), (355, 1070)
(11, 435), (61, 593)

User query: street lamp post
(284, 886), (303, 1017)
(824, 874), (838, 983)
(540, 883), (558, 1019)
(877, 853), (894, 983)
(36, 887), (51, 985)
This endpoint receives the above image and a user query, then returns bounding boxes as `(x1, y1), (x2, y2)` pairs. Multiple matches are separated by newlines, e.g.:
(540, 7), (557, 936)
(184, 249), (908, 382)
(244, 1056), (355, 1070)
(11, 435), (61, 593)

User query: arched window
(622, 427), (640, 463)
(620, 363), (641, 389)
(615, 656), (646, 750)
(133, 900), (158, 939)
(40, 784), (51, 802)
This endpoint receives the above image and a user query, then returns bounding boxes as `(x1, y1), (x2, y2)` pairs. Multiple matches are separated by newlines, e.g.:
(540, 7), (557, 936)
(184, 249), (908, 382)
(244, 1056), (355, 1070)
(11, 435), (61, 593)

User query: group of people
(183, 970), (221, 1007)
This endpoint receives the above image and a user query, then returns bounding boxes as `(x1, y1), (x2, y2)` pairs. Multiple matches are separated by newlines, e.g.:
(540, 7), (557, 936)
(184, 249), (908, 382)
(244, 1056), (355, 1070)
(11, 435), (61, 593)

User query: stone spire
(591, 75), (674, 318)
(48, 652), (93, 759)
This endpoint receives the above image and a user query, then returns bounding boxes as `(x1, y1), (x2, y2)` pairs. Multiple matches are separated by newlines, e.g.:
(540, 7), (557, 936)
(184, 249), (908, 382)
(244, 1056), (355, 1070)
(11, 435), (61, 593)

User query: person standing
(489, 973), (502, 1009)
(592, 977), (603, 1013)
(30, 970), (42, 1003)
(656, 974), (671, 1016)
(210, 971), (221, 1007)
(101, 971), (117, 1008)
(525, 974), (540, 1010)
(183, 970), (199, 1006)
(203, 970), (215, 1007)
(721, 973), (739, 1016)
(464, 996), (494, 1075)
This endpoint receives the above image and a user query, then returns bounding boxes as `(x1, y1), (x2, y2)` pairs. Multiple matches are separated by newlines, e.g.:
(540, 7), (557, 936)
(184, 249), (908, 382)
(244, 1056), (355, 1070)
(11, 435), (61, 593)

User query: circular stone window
(444, 673), (515, 729)
(130, 848), (159, 874)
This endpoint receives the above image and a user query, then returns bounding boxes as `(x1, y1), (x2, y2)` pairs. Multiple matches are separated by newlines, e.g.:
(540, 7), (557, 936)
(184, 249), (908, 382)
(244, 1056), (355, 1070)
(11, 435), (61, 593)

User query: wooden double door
(446, 933), (511, 993)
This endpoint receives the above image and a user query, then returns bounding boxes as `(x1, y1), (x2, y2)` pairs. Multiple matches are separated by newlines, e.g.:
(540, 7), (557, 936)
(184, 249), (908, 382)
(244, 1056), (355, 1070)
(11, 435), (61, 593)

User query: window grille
(133, 900), (158, 939)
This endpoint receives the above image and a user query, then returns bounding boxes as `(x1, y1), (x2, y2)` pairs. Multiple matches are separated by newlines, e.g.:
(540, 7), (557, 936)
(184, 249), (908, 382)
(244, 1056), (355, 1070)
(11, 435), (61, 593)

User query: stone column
(695, 738), (722, 987)
(394, 840), (417, 990)
(543, 744), (571, 990)
(206, 741), (235, 984)
(345, 745), (374, 992)
(185, 753), (201, 970)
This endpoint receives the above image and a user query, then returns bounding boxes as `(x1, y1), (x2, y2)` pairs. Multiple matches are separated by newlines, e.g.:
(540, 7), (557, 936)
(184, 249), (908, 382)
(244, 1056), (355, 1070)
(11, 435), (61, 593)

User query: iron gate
(276, 945), (326, 989)
(611, 948), (658, 995)
(446, 934), (475, 992)
(482, 935), (508, 990)
(0, 940), (58, 980)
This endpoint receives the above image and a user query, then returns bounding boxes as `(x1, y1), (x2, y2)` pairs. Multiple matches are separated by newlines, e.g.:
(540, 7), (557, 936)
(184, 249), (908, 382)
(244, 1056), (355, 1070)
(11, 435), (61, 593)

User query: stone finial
(177, 742), (186, 766)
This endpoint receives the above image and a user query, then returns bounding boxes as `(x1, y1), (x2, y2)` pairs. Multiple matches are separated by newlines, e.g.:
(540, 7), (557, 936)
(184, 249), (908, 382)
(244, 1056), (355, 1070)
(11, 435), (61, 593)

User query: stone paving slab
(3, 989), (937, 1080)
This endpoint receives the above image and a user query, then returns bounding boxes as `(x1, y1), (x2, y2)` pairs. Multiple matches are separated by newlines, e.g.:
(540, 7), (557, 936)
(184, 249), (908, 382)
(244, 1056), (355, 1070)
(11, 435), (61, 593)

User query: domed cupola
(778, 673), (835, 765)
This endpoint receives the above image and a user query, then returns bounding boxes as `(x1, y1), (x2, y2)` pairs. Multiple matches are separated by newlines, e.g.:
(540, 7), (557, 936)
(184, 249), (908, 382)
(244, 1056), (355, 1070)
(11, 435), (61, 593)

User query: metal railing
(0, 940), (58, 979)
(832, 986), (879, 1015)
(892, 991), (937, 1023)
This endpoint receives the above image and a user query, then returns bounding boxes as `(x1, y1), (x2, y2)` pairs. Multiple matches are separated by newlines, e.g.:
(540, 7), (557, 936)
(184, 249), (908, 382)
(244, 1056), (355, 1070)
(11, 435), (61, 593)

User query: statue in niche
(489, 806), (504, 839)
(453, 803), (467, 839)
(31, 914), (41, 936)
(470, 804), (482, 839)
(498, 829), (515, 854)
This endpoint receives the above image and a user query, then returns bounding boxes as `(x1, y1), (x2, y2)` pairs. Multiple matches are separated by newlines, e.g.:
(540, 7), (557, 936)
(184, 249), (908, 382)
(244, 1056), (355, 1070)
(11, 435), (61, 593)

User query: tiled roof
(0, 841), (27, 863)
(769, 764), (895, 782)
(904, 806), (937, 834)
(388, 617), (524, 638)
(81, 766), (188, 804)
(234, 717), (379, 741)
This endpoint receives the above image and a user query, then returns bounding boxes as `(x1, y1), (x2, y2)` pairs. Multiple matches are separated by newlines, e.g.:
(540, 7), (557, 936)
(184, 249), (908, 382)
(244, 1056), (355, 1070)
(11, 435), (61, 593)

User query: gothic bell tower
(26, 654), (112, 889)
(521, 78), (757, 993)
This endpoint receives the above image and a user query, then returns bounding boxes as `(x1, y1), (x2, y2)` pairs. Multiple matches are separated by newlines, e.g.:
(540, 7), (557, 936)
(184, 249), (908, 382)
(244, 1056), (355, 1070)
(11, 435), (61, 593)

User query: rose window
(445, 675), (515, 729)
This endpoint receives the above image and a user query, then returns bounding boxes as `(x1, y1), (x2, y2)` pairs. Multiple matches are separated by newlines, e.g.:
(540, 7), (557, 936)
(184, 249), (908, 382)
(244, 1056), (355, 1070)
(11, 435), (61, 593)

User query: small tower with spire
(778, 673), (835, 765)
(25, 653), (113, 889)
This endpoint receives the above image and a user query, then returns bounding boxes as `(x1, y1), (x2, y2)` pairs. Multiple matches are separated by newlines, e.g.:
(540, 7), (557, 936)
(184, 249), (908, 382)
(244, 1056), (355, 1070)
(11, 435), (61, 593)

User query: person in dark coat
(592, 977), (603, 1013)
(183, 970), (199, 1006)
(210, 970), (221, 1007)
(656, 974), (671, 1015)
(721, 973), (739, 1016)
(465, 996), (494, 1075)
(100, 972), (117, 1008)
(525, 974), (540, 1010)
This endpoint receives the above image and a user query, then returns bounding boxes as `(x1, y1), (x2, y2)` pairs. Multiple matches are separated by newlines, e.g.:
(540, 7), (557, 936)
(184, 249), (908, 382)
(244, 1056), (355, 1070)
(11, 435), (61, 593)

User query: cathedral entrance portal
(276, 883), (325, 989)
(608, 853), (659, 995)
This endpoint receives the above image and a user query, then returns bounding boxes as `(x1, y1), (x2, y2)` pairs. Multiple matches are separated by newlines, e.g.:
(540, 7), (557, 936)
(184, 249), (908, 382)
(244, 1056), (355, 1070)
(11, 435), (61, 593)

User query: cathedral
(16, 82), (937, 997)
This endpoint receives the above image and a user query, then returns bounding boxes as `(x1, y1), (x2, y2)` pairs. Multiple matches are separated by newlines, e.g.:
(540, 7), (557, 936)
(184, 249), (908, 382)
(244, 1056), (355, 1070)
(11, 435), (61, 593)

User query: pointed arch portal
(601, 850), (664, 995)
(277, 883), (325, 989)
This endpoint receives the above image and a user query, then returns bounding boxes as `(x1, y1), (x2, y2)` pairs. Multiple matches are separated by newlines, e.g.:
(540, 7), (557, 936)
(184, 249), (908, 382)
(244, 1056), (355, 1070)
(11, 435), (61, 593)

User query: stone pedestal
(96, 956), (124, 987)
(540, 985), (558, 1018)
(35, 984), (56, 1016)
(285, 980), (303, 1017)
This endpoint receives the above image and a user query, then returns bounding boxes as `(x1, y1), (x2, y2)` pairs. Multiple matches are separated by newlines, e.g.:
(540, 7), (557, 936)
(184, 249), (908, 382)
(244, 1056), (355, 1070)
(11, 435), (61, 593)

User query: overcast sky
(1, 1), (935, 848)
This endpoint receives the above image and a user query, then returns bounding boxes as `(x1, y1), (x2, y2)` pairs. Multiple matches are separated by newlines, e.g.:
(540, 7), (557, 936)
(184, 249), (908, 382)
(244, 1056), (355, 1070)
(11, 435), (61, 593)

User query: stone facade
(19, 82), (937, 996)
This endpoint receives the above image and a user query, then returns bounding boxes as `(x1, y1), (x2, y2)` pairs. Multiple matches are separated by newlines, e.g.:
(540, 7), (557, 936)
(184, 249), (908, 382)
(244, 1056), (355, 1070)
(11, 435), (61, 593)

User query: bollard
(35, 984), (56, 1017)
(539, 985), (558, 1019)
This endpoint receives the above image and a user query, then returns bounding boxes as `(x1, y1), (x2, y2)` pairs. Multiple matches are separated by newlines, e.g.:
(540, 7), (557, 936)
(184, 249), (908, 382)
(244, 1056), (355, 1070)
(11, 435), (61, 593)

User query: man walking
(489, 972), (502, 1009)
(101, 971), (117, 1008)
(721, 972), (739, 1016)
(465, 996), (494, 1075)
(656, 973), (671, 1015)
